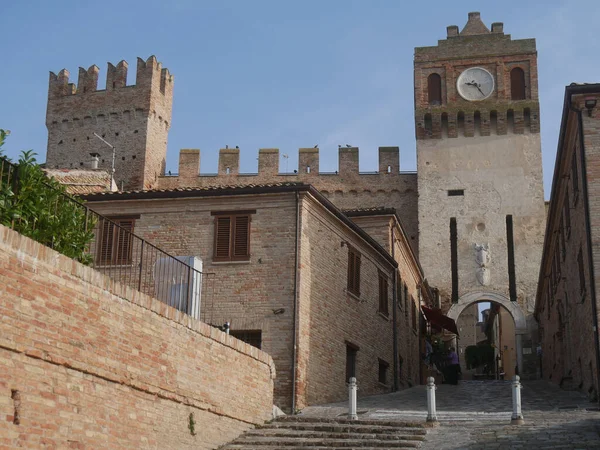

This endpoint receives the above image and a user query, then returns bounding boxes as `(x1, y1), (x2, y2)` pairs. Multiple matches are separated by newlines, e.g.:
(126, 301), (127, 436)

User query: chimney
(90, 152), (100, 170)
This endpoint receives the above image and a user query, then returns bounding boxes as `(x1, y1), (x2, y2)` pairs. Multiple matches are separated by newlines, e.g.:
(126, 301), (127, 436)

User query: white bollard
(426, 376), (438, 423)
(348, 377), (358, 420)
(511, 375), (524, 425)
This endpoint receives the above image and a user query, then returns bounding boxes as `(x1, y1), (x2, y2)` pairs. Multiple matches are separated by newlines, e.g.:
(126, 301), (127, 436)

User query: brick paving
(299, 380), (600, 449)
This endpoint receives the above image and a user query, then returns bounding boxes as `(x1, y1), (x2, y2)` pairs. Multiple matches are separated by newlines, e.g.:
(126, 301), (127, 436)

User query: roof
(81, 182), (399, 268)
(44, 169), (115, 195)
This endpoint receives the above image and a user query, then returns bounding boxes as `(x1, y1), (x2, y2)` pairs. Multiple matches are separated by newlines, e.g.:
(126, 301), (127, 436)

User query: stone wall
(0, 225), (274, 449)
(46, 56), (173, 190)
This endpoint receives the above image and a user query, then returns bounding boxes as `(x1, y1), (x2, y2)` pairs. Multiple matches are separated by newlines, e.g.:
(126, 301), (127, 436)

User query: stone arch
(446, 291), (528, 375)
(446, 291), (527, 334)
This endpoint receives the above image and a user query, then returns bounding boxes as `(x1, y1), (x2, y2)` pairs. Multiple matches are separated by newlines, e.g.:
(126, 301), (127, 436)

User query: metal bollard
(348, 377), (358, 420)
(511, 375), (524, 425)
(426, 376), (438, 423)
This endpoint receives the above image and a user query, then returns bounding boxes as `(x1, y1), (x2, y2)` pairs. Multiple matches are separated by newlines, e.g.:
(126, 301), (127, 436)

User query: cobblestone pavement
(300, 380), (600, 449)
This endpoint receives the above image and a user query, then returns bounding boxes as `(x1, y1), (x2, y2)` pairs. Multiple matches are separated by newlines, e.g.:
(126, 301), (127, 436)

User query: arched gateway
(446, 291), (527, 376)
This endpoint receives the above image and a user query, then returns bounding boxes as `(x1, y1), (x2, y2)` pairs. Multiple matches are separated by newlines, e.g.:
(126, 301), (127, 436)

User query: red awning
(421, 305), (459, 336)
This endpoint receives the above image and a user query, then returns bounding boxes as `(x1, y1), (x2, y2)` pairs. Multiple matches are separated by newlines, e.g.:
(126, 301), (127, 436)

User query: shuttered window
(347, 247), (361, 296)
(378, 271), (389, 316)
(428, 73), (442, 105)
(213, 214), (251, 262)
(411, 296), (417, 331)
(98, 217), (135, 265)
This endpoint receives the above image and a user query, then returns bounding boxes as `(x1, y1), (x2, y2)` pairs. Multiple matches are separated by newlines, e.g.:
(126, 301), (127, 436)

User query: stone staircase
(220, 416), (429, 449)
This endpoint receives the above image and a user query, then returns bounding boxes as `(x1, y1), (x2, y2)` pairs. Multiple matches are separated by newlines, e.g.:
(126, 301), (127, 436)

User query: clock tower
(415, 12), (546, 372)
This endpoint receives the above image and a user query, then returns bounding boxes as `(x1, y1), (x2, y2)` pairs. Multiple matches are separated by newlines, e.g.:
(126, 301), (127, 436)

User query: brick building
(535, 83), (600, 398)
(82, 184), (431, 411)
(38, 11), (551, 410)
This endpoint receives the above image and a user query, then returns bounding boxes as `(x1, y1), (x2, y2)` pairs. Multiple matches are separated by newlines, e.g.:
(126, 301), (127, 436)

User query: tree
(0, 130), (96, 264)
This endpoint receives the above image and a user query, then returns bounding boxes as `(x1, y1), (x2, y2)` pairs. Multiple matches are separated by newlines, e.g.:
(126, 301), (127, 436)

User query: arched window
(510, 68), (526, 100)
(428, 73), (442, 105)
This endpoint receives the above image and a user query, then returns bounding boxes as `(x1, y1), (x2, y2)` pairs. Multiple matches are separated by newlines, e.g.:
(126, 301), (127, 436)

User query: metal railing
(0, 156), (214, 322)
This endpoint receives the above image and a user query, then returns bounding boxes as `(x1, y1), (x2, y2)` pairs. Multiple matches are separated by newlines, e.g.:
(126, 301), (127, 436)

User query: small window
(347, 247), (361, 296)
(572, 149), (580, 204)
(404, 284), (409, 319)
(346, 343), (359, 382)
(411, 296), (417, 331)
(397, 272), (403, 310)
(378, 271), (389, 316)
(213, 214), (251, 262)
(510, 68), (526, 100)
(378, 359), (389, 384)
(230, 330), (262, 350)
(98, 217), (135, 265)
(448, 189), (464, 197)
(428, 73), (442, 105)
(578, 248), (586, 300)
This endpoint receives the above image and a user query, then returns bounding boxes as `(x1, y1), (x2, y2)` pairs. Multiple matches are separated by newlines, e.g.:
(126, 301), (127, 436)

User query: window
(510, 68), (526, 100)
(404, 283), (409, 319)
(397, 273), (403, 310)
(378, 271), (389, 316)
(565, 187), (572, 238)
(212, 212), (252, 262)
(578, 247), (586, 300)
(572, 150), (580, 204)
(448, 189), (464, 196)
(411, 296), (417, 331)
(378, 359), (389, 384)
(347, 247), (361, 296)
(506, 215), (517, 302)
(230, 330), (262, 350)
(450, 218), (458, 303)
(98, 217), (135, 265)
(346, 343), (358, 382)
(427, 73), (442, 105)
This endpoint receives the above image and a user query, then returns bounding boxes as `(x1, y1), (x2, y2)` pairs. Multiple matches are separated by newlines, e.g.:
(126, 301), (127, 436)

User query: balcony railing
(0, 156), (213, 321)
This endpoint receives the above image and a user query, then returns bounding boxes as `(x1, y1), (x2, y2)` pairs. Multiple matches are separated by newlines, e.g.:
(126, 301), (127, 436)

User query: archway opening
(454, 300), (517, 381)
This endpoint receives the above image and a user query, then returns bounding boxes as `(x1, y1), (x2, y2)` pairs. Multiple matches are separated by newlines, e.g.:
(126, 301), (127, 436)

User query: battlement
(48, 56), (173, 98)
(174, 146), (404, 179)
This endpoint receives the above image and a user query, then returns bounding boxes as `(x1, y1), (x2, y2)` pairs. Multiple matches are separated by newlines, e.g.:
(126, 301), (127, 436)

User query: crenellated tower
(46, 56), (173, 190)
(414, 12), (546, 373)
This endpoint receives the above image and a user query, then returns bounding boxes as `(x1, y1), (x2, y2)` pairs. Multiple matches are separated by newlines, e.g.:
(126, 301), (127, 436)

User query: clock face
(456, 67), (495, 101)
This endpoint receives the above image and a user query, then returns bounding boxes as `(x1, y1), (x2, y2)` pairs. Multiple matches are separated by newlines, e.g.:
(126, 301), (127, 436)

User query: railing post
(138, 240), (144, 292)
(426, 376), (438, 423)
(348, 377), (358, 420)
(511, 375), (524, 425)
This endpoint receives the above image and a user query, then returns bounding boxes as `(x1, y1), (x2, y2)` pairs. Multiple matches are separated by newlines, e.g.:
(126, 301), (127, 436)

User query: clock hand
(476, 85), (485, 97)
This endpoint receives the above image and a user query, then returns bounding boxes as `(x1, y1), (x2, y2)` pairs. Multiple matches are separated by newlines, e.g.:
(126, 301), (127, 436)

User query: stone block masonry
(0, 224), (274, 449)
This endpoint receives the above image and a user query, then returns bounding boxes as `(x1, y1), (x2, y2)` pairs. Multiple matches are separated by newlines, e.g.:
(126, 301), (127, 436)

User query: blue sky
(1, 0), (599, 197)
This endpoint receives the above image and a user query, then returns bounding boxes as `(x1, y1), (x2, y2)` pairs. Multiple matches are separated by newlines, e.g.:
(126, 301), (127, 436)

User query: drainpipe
(291, 191), (301, 413)
(391, 226), (399, 391)
(571, 103), (600, 401)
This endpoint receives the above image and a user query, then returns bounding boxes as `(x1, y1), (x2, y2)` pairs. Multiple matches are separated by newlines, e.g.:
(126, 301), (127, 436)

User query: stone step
(223, 436), (421, 448)
(277, 416), (426, 428)
(223, 447), (417, 450)
(245, 428), (427, 441)
(260, 422), (427, 435)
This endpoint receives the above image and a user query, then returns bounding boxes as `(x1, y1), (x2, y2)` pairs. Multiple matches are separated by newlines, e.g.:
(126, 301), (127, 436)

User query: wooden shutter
(347, 248), (361, 296)
(115, 219), (134, 264)
(99, 218), (114, 264)
(232, 216), (250, 259)
(379, 271), (388, 315)
(214, 216), (232, 260)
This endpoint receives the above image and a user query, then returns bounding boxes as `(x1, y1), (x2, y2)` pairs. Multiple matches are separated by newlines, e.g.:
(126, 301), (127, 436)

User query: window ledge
(212, 260), (251, 265)
(346, 290), (361, 302)
(378, 312), (390, 321)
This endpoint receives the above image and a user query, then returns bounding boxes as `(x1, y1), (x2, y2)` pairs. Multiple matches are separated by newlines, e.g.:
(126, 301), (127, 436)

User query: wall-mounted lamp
(340, 240), (349, 248)
(272, 308), (285, 315)
(585, 98), (597, 117)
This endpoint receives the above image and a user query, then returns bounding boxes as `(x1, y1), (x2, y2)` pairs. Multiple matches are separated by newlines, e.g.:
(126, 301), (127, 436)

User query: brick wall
(536, 90), (600, 396)
(157, 147), (420, 254)
(0, 225), (274, 449)
(296, 198), (397, 407)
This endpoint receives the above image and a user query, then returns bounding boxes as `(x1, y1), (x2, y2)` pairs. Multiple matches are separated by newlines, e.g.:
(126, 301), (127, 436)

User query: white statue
(475, 243), (491, 286)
